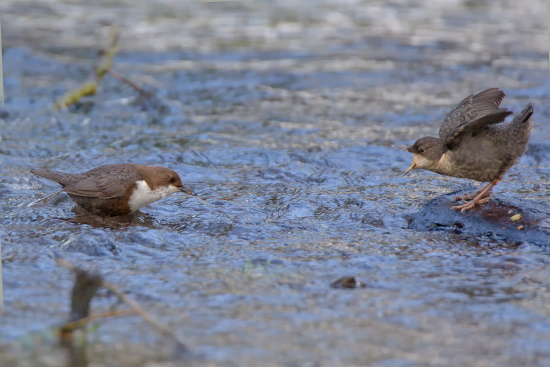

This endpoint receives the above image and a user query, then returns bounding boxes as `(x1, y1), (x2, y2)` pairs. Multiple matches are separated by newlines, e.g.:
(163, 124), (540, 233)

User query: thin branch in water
(56, 258), (188, 352)
(59, 310), (137, 336)
(102, 280), (188, 352)
(106, 68), (152, 98)
(54, 26), (119, 109)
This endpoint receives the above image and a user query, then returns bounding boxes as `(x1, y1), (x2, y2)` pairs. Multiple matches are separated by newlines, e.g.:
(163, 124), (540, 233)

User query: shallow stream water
(1, 1), (550, 366)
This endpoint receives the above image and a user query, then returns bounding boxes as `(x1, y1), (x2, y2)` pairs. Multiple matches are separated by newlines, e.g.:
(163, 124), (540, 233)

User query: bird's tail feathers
(30, 168), (72, 186)
(512, 103), (534, 125)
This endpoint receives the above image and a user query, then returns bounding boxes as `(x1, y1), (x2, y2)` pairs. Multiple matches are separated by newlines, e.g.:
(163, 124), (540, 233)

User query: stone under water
(410, 189), (550, 246)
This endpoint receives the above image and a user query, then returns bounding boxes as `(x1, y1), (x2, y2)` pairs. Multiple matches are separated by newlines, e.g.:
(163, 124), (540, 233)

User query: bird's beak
(403, 155), (418, 176)
(178, 185), (194, 195)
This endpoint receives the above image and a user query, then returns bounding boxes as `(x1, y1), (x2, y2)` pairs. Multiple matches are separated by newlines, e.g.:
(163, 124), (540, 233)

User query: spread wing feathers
(439, 88), (511, 149)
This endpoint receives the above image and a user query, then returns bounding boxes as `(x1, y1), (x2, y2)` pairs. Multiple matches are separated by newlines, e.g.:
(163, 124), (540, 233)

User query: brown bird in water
(404, 88), (533, 212)
(31, 163), (192, 217)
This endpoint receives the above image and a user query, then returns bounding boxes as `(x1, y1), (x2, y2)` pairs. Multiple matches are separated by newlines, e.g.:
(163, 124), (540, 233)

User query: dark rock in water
(410, 189), (550, 246)
(330, 276), (366, 289)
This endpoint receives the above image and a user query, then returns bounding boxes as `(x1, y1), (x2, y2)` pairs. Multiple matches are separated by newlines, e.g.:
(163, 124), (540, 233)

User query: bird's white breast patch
(436, 153), (455, 173)
(128, 180), (180, 212)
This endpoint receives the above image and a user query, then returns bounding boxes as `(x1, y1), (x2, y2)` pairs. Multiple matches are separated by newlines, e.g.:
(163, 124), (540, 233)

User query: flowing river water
(1, 1), (549, 366)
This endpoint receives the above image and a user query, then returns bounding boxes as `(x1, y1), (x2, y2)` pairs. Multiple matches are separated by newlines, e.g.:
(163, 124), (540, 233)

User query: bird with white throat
(31, 163), (192, 217)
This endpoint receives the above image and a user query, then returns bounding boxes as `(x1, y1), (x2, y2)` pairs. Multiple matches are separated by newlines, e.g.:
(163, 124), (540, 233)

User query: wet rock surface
(411, 189), (550, 247)
(1, 0), (550, 366)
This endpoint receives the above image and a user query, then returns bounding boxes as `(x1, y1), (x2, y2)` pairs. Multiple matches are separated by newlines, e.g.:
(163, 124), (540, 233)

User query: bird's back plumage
(439, 99), (533, 182)
(62, 165), (143, 199)
(31, 164), (144, 199)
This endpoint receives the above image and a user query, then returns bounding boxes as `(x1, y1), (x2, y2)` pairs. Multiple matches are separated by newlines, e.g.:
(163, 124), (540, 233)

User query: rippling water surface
(1, 0), (550, 366)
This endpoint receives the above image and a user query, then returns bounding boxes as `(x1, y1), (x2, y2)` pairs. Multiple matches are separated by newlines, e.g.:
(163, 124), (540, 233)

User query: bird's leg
(453, 191), (478, 202)
(451, 178), (501, 212)
(453, 180), (497, 202)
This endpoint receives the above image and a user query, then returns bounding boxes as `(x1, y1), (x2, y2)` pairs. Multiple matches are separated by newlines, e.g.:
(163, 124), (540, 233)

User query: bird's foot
(453, 193), (477, 202)
(451, 196), (491, 212)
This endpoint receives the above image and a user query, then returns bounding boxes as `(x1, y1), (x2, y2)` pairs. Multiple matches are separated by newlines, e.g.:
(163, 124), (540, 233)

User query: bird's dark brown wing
(63, 178), (119, 198)
(439, 88), (512, 149)
(63, 164), (143, 199)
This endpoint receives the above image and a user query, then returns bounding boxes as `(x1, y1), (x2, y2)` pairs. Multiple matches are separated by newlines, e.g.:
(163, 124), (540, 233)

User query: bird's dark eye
(418, 148), (425, 154)
(169, 177), (176, 183)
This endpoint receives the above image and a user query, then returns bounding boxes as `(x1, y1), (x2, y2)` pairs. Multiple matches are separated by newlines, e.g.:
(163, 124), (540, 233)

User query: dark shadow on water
(62, 207), (159, 229)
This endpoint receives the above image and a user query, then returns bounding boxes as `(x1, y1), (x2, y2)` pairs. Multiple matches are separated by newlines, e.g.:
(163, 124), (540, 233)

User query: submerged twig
(56, 258), (188, 352)
(106, 68), (152, 98)
(102, 280), (188, 351)
(54, 81), (99, 110)
(54, 26), (161, 112)
(96, 27), (119, 79)
(60, 310), (137, 335)
(54, 27), (119, 109)
(66, 262), (103, 322)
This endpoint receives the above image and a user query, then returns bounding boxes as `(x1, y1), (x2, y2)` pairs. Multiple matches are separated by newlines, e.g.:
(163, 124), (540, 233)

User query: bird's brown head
(403, 136), (447, 175)
(139, 166), (193, 195)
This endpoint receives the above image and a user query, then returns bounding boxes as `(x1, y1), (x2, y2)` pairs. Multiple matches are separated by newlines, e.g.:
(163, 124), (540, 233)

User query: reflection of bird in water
(405, 88), (533, 212)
